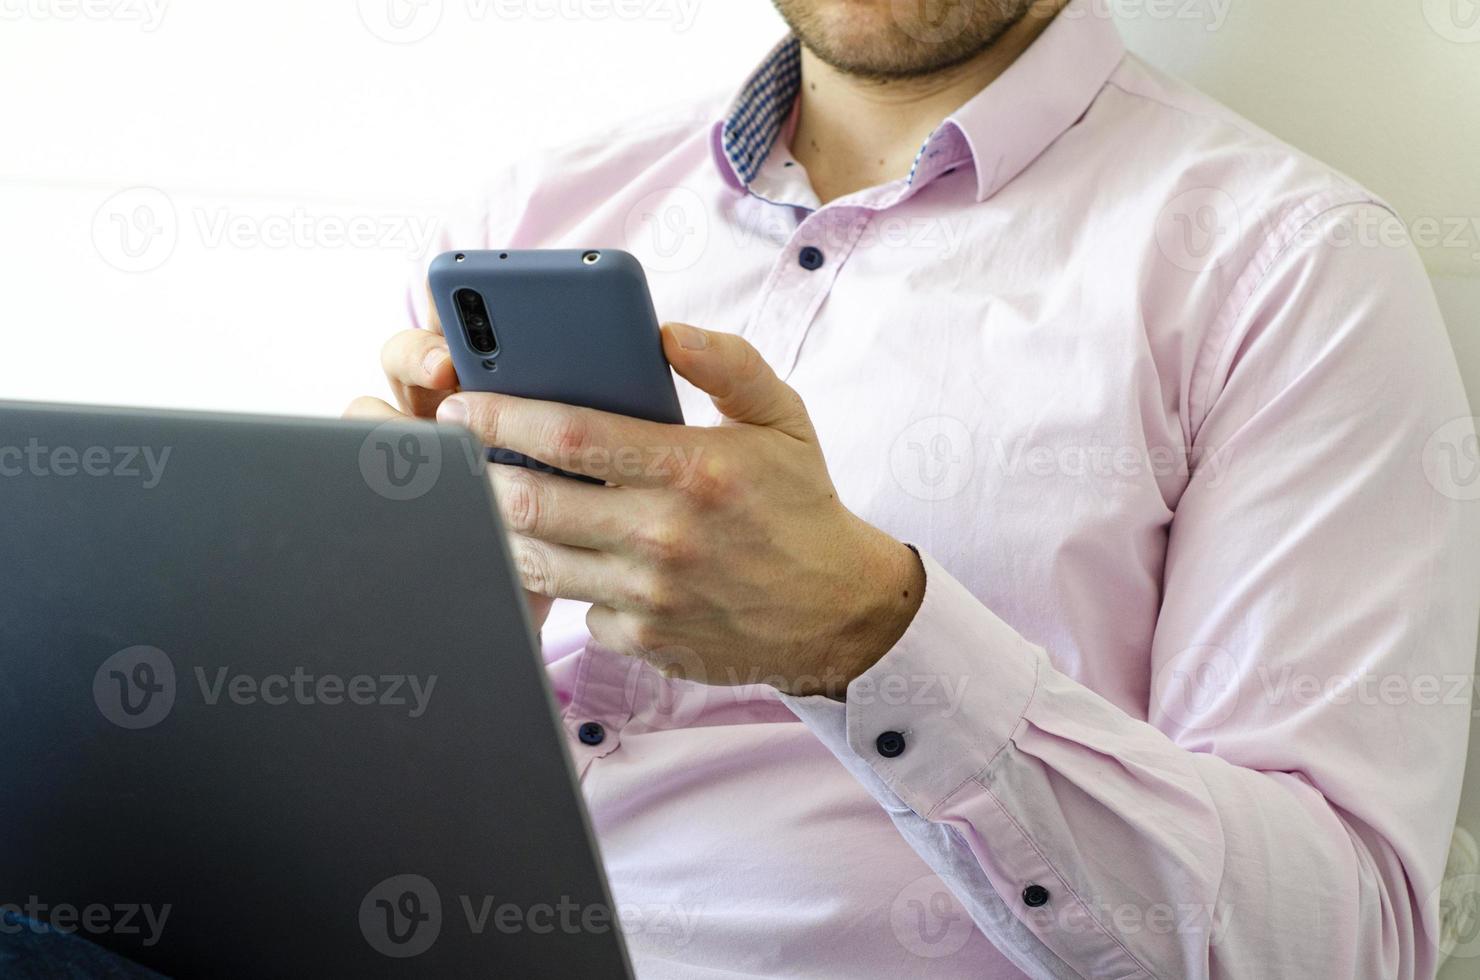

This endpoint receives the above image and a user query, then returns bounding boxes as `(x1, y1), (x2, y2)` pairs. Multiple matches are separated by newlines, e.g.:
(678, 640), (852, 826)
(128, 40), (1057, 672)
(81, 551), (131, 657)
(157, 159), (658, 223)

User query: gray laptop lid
(0, 401), (634, 978)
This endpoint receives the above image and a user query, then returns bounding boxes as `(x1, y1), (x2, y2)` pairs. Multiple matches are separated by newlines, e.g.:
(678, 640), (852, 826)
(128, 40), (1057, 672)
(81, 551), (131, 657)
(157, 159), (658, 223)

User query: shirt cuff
(784, 550), (1042, 817)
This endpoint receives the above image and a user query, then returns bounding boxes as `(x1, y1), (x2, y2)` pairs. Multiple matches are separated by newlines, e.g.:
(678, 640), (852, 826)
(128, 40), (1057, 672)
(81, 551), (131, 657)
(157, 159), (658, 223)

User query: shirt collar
(710, 0), (1125, 203)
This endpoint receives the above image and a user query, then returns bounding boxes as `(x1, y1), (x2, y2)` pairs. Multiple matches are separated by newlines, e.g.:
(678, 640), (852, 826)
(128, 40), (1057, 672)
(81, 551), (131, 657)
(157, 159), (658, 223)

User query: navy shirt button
(876, 730), (906, 758)
(798, 245), (824, 270)
(577, 721), (606, 746)
(1022, 884), (1050, 908)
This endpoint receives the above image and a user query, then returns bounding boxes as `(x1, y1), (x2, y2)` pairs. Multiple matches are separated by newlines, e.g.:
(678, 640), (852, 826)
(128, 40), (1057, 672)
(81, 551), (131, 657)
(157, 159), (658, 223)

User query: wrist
(807, 525), (925, 698)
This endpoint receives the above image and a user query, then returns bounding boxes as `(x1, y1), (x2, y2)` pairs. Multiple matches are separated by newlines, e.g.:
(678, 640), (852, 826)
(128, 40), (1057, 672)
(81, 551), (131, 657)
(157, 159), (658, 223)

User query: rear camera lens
(453, 289), (497, 356)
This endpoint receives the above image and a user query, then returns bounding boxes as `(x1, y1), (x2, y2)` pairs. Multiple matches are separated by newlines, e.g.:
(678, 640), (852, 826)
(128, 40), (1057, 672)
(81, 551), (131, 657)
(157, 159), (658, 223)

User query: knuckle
(499, 471), (546, 535)
(677, 454), (739, 508)
(630, 567), (684, 619)
(513, 539), (554, 595)
(541, 415), (592, 465)
(633, 520), (693, 565)
(464, 396), (502, 446)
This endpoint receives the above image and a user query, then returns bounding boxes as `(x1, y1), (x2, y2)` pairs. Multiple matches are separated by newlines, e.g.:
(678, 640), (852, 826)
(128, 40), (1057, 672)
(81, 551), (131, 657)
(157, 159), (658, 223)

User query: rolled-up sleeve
(786, 204), (1480, 979)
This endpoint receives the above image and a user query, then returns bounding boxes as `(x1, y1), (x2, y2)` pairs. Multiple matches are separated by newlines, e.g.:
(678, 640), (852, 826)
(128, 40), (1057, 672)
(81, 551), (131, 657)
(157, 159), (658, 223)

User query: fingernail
(669, 322), (709, 351)
(423, 346), (449, 377)
(437, 397), (468, 425)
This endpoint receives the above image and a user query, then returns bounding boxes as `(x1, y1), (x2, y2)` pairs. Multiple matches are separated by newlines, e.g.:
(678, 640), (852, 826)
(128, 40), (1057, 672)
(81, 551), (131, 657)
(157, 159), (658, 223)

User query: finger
(438, 393), (696, 488)
(490, 465), (658, 551)
(585, 604), (647, 658)
(660, 323), (815, 441)
(382, 328), (456, 392)
(423, 282), (445, 336)
(343, 396), (403, 420)
(508, 534), (637, 608)
(585, 606), (689, 672)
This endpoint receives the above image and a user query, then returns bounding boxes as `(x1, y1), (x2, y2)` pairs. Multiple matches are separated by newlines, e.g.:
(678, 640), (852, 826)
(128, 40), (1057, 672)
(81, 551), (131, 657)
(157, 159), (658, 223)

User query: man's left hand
(436, 322), (924, 696)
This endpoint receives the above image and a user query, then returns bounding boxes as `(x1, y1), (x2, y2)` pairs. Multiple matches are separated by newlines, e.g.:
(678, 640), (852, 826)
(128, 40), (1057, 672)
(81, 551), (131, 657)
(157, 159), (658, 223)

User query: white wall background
(4, 0), (1480, 970)
(0, 0), (786, 416)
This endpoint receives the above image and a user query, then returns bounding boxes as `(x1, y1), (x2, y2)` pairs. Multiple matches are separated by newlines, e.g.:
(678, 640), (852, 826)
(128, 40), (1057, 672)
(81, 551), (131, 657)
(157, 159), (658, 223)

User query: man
(350, 0), (1480, 976)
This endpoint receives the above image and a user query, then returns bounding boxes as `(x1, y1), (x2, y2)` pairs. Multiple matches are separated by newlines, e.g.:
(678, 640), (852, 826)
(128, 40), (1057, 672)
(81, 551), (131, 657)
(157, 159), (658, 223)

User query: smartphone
(429, 248), (684, 479)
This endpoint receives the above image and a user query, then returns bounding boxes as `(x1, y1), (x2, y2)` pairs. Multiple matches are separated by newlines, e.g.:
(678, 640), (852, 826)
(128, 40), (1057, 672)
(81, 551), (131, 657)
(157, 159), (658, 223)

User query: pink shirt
(412, 4), (1480, 976)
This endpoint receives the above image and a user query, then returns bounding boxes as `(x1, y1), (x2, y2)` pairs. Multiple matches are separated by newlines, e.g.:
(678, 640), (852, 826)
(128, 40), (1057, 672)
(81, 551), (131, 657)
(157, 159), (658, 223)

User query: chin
(772, 0), (1028, 79)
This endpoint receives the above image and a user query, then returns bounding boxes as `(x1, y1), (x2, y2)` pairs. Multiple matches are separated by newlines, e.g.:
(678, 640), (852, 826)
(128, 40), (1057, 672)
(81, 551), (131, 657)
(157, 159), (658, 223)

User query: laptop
(0, 401), (635, 978)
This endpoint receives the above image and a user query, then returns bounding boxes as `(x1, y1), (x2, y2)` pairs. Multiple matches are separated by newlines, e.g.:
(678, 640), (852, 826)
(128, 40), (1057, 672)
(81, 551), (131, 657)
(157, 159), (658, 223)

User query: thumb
(661, 322), (814, 440)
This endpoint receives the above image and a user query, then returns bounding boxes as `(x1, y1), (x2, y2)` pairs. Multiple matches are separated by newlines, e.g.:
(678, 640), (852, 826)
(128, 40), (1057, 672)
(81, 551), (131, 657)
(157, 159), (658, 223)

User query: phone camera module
(453, 288), (498, 356)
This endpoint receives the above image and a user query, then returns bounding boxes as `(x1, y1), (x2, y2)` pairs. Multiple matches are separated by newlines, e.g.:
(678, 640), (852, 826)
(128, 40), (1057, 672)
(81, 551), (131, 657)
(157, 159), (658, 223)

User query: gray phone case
(429, 249), (684, 478)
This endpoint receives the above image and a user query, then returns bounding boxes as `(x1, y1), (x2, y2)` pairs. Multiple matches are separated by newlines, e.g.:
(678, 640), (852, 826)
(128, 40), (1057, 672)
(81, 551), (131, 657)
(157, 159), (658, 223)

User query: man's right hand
(345, 286), (556, 633)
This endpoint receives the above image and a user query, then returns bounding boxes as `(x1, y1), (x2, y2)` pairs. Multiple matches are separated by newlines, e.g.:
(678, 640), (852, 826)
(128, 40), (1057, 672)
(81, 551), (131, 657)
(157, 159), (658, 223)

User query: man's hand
(435, 321), (924, 696)
(344, 287), (555, 631)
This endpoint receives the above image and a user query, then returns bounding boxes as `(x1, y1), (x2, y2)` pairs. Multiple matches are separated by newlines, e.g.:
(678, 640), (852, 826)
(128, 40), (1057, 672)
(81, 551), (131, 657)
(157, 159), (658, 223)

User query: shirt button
(875, 730), (906, 758)
(797, 245), (824, 271)
(1022, 884), (1050, 908)
(577, 721), (606, 746)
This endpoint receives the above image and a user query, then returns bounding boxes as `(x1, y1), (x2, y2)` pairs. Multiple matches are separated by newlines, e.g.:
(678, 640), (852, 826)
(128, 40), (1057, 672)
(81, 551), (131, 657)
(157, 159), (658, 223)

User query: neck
(789, 3), (1066, 203)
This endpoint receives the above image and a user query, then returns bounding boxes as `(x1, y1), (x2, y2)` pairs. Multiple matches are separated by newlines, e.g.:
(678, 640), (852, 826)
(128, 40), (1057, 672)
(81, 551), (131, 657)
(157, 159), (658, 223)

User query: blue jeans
(0, 911), (165, 979)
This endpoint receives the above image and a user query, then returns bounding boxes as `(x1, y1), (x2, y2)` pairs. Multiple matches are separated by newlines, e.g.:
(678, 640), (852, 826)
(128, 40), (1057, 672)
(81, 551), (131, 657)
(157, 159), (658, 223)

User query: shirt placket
(742, 205), (872, 381)
(561, 643), (638, 778)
